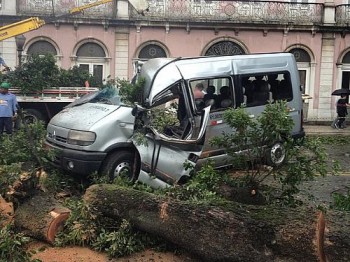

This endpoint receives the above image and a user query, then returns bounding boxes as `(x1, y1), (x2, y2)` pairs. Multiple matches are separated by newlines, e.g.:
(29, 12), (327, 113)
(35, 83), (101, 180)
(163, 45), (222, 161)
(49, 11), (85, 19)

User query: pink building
(1, 0), (350, 122)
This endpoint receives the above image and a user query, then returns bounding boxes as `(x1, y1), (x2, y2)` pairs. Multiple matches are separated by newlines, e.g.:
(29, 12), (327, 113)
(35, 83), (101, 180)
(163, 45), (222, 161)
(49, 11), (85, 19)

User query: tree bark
(84, 184), (350, 262)
(14, 193), (70, 244)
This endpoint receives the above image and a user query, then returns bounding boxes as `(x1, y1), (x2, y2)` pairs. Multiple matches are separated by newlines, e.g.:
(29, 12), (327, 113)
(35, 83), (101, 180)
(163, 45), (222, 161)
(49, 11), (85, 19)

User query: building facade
(1, 0), (350, 122)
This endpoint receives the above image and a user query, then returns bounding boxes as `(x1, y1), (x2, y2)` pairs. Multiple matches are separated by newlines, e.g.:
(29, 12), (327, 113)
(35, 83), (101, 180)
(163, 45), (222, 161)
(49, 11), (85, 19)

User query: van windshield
(65, 87), (122, 108)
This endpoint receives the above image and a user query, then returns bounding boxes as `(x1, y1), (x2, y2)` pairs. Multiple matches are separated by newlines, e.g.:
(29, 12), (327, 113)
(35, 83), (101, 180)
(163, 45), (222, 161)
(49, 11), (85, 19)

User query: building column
(318, 32), (335, 121)
(323, 0), (335, 25)
(0, 39), (16, 69)
(115, 28), (130, 80)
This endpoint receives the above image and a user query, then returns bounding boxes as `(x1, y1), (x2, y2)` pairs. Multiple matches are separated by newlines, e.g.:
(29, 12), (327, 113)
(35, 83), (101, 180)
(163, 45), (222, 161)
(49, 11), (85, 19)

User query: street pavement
(304, 123), (350, 136)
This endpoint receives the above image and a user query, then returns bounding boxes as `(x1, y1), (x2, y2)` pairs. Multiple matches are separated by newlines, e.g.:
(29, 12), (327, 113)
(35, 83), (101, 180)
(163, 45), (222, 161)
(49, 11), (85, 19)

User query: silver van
(46, 53), (304, 187)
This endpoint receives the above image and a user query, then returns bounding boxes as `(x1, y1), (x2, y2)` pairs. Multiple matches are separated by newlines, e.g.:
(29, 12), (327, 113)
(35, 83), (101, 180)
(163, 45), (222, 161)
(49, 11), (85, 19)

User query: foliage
(0, 163), (23, 197)
(161, 162), (224, 203)
(56, 197), (160, 258)
(92, 220), (151, 258)
(41, 169), (85, 195)
(210, 101), (335, 205)
(148, 104), (180, 132)
(210, 101), (292, 180)
(1, 54), (99, 92)
(58, 66), (98, 87)
(0, 121), (54, 167)
(0, 225), (37, 262)
(117, 78), (145, 105)
(331, 189), (350, 211)
(55, 199), (97, 247)
(4, 54), (61, 92)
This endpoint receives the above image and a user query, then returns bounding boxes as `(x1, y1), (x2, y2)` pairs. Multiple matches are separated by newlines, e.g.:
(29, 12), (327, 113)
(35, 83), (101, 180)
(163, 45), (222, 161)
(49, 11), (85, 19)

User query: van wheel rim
(114, 162), (131, 178)
(270, 143), (285, 165)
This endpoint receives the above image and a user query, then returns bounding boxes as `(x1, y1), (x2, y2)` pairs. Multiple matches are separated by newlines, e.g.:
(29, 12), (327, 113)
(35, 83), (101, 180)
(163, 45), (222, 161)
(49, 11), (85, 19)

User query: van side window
(190, 77), (234, 111)
(149, 83), (193, 140)
(242, 75), (271, 107)
(242, 73), (293, 107)
(271, 74), (293, 102)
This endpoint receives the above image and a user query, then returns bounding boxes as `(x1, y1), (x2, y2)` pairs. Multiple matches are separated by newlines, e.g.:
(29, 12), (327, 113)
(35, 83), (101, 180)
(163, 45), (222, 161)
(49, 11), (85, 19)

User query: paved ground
(295, 123), (350, 208)
(304, 123), (350, 136)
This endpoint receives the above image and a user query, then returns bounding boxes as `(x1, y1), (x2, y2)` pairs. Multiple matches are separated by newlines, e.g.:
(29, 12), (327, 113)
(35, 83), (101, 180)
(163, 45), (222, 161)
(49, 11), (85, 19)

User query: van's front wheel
(265, 142), (286, 167)
(101, 151), (137, 182)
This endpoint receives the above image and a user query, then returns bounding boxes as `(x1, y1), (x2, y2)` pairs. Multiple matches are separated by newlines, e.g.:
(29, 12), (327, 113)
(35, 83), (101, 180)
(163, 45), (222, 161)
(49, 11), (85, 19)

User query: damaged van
(46, 53), (305, 188)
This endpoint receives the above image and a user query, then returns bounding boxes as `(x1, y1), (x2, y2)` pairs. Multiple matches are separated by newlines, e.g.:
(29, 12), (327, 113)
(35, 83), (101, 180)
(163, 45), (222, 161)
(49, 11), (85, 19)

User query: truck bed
(9, 87), (99, 103)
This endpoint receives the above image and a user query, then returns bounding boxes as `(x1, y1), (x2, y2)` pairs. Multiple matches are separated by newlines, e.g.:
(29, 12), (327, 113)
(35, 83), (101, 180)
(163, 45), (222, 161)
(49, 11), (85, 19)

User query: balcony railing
(131, 0), (323, 25)
(336, 5), (350, 25)
(18, 0), (114, 18)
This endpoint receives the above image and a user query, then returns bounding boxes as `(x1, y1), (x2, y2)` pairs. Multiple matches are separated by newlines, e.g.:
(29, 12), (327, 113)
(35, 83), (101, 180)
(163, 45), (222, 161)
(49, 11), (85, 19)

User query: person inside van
(252, 75), (272, 105)
(203, 85), (217, 108)
(217, 85), (232, 108)
(193, 82), (205, 99)
(268, 74), (280, 100)
(242, 77), (254, 105)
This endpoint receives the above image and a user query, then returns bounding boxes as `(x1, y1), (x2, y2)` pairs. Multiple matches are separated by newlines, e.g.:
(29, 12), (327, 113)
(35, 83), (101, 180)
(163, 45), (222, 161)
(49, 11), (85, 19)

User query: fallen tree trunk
(84, 184), (350, 262)
(14, 192), (70, 244)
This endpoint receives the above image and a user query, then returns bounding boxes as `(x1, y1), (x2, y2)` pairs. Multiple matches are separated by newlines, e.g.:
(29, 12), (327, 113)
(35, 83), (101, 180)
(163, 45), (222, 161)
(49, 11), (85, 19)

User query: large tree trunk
(14, 193), (70, 244)
(84, 184), (350, 262)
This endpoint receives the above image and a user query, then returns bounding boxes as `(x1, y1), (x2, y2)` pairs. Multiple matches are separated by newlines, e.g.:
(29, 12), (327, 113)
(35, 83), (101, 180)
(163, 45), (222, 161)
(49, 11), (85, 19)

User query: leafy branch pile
(0, 54), (99, 92)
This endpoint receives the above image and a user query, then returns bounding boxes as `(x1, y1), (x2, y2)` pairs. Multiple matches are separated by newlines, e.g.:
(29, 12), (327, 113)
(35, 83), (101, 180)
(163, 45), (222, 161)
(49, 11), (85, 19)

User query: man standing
(0, 82), (18, 135)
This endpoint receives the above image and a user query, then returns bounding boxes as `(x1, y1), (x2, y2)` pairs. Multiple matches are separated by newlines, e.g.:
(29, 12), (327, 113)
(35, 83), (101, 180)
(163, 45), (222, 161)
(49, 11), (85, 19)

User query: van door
(132, 82), (211, 188)
(189, 77), (235, 157)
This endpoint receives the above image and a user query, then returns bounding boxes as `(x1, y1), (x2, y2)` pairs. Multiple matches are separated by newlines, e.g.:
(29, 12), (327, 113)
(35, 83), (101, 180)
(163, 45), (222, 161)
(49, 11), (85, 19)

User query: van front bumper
(46, 141), (106, 175)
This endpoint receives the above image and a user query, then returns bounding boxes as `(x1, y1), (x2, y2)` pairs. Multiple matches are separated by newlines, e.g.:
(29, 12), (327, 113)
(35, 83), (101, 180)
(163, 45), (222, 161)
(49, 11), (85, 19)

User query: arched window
(340, 51), (350, 90)
(77, 43), (105, 57)
(343, 52), (350, 64)
(205, 41), (245, 56)
(289, 48), (312, 95)
(290, 48), (311, 63)
(27, 40), (57, 56)
(76, 42), (106, 85)
(138, 44), (167, 59)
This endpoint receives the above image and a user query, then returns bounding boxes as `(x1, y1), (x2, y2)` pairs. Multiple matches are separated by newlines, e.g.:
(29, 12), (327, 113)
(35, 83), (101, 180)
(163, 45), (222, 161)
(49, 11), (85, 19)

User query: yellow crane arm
(69, 0), (112, 15)
(0, 17), (45, 41)
(0, 0), (121, 42)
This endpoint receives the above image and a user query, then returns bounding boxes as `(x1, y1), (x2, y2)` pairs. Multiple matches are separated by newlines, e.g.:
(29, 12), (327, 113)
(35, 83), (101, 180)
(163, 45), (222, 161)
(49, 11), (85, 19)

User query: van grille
(48, 132), (67, 143)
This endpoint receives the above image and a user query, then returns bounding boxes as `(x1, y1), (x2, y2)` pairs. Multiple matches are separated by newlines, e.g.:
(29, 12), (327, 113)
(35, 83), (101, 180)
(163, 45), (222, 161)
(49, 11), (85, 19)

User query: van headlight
(67, 130), (96, 146)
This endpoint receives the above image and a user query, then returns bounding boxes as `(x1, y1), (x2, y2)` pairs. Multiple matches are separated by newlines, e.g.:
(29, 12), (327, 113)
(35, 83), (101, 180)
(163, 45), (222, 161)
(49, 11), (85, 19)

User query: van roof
(139, 52), (296, 106)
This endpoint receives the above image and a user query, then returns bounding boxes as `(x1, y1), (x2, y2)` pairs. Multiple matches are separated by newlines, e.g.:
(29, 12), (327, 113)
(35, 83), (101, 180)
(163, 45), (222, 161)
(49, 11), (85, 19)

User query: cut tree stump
(14, 193), (70, 244)
(84, 184), (350, 262)
(0, 195), (14, 227)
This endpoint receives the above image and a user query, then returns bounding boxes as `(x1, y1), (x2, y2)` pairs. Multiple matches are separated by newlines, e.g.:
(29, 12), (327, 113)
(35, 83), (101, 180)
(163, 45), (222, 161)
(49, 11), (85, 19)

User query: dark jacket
(337, 97), (348, 116)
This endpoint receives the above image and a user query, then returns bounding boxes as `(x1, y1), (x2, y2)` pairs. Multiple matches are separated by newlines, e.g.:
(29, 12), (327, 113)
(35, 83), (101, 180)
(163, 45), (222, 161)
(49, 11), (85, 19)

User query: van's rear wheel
(265, 142), (286, 167)
(101, 151), (137, 182)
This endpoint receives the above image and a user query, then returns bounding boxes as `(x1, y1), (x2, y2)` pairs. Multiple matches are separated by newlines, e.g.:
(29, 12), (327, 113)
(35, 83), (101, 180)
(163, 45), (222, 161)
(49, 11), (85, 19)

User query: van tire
(265, 142), (286, 167)
(101, 151), (137, 182)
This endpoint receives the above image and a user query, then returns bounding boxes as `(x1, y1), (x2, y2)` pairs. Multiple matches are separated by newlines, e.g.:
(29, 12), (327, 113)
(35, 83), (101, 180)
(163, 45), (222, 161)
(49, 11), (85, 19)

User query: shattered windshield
(65, 87), (122, 108)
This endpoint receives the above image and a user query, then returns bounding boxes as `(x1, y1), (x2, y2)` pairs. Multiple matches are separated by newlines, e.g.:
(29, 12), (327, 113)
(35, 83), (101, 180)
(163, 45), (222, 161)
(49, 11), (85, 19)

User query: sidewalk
(304, 123), (350, 136)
